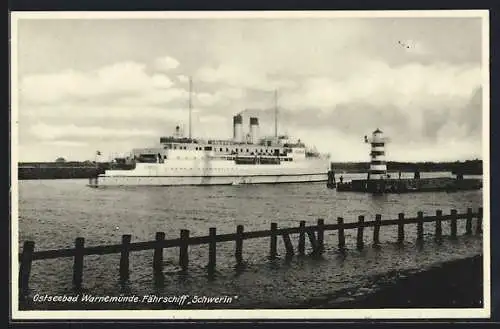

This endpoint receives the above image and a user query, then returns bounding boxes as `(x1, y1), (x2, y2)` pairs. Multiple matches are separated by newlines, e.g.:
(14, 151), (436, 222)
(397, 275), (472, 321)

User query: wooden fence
(19, 207), (483, 296)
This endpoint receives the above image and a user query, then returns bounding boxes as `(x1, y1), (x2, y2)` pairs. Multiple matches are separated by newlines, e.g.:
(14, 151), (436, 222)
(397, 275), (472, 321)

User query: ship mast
(274, 89), (278, 138)
(188, 76), (192, 139)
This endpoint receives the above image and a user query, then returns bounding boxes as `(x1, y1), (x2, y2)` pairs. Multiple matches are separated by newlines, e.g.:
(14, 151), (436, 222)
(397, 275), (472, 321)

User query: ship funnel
(249, 117), (259, 144)
(233, 114), (243, 143)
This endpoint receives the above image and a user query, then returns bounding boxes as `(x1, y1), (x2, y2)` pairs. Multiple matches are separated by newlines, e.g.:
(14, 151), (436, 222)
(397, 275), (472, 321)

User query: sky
(14, 14), (485, 162)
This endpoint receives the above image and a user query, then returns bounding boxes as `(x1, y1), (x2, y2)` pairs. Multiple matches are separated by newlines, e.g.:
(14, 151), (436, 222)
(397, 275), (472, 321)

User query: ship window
(226, 148), (229, 152)
(204, 146), (212, 151)
(220, 148), (223, 152)
(174, 146), (177, 150)
(163, 155), (167, 159)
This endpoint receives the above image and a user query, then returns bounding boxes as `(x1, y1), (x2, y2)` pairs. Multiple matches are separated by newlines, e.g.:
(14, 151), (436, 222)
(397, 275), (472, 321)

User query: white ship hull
(90, 173), (327, 187)
(89, 159), (328, 187)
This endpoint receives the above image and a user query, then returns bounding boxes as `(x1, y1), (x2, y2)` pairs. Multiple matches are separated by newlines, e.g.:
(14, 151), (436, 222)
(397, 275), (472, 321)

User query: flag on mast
(96, 150), (101, 156)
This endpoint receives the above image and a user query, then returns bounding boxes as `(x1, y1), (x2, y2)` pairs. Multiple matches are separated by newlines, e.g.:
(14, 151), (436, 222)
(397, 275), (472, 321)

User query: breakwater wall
(18, 162), (109, 180)
(333, 177), (482, 193)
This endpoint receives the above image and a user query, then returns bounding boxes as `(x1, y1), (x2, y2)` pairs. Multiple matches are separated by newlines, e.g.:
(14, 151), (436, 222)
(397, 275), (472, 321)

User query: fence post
(357, 215), (365, 250)
(73, 237), (85, 290)
(120, 234), (131, 282)
(317, 218), (325, 254)
(307, 229), (319, 254)
(476, 207), (483, 234)
(153, 232), (165, 273)
(19, 241), (35, 295)
(282, 233), (294, 257)
(270, 223), (277, 260)
(373, 214), (381, 246)
(417, 211), (424, 242)
(235, 225), (244, 265)
(208, 228), (216, 270)
(397, 213), (405, 244)
(450, 209), (457, 239)
(466, 207), (473, 235)
(298, 221), (306, 255)
(337, 217), (345, 250)
(179, 229), (189, 271)
(435, 210), (443, 241)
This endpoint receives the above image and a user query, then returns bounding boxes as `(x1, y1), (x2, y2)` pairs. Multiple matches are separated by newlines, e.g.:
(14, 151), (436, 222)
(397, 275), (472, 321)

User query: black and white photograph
(11, 10), (490, 320)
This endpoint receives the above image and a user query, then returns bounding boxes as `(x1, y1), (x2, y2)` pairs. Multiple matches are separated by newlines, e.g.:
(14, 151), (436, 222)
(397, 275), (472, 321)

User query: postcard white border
(10, 10), (491, 320)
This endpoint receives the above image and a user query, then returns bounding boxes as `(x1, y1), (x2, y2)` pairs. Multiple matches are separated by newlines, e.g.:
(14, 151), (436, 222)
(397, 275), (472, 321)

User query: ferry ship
(88, 89), (330, 187)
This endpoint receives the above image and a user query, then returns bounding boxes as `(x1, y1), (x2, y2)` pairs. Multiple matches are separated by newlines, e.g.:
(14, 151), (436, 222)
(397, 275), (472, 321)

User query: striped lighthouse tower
(364, 128), (389, 180)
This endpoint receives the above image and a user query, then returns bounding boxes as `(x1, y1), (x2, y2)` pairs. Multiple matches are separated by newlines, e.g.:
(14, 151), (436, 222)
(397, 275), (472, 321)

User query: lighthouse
(364, 128), (389, 180)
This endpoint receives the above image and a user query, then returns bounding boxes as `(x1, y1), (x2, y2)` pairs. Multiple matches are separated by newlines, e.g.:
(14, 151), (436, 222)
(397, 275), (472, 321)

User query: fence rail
(19, 207), (483, 296)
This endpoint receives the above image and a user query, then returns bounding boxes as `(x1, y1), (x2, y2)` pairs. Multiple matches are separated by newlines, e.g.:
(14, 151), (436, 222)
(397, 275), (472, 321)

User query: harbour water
(17, 173), (483, 309)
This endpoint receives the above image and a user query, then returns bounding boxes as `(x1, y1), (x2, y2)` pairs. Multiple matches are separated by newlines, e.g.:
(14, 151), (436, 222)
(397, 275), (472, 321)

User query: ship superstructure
(89, 86), (329, 187)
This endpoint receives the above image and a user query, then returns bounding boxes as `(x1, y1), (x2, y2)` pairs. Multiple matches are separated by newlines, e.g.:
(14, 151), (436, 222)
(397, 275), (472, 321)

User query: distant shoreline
(16, 159), (482, 180)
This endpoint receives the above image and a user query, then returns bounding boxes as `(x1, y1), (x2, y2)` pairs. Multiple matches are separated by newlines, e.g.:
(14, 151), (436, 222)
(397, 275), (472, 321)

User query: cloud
(20, 61), (176, 105)
(153, 55), (180, 71)
(41, 140), (88, 147)
(30, 123), (158, 141)
(194, 87), (246, 107)
(197, 65), (296, 91)
(282, 60), (480, 111)
(177, 75), (189, 83)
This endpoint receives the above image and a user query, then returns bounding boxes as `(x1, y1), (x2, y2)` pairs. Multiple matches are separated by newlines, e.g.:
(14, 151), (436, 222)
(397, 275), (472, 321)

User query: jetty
(327, 129), (482, 193)
(333, 175), (482, 193)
